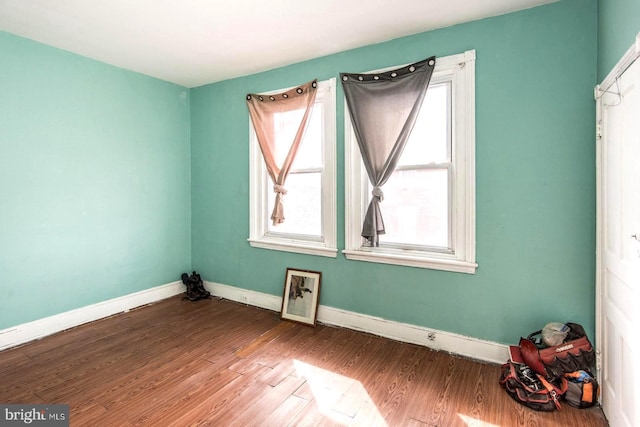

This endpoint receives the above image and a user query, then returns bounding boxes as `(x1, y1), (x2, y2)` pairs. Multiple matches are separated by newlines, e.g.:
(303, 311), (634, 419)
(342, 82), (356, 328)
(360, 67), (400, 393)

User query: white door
(598, 56), (640, 427)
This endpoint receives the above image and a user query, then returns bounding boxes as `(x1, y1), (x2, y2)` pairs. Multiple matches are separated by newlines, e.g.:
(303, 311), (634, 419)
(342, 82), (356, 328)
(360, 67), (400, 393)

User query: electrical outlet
(427, 332), (436, 341)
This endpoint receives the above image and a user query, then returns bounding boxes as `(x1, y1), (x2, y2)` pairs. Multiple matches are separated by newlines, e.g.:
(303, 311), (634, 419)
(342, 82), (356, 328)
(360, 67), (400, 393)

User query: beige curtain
(246, 80), (318, 225)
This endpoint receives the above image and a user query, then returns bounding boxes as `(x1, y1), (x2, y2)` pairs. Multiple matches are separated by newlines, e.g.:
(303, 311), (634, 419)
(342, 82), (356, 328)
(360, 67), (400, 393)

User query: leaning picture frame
(281, 268), (321, 327)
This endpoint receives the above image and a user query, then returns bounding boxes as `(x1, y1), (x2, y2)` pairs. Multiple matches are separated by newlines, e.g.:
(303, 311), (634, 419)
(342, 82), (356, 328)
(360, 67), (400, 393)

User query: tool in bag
(519, 322), (595, 380)
(564, 370), (600, 409)
(499, 360), (568, 411)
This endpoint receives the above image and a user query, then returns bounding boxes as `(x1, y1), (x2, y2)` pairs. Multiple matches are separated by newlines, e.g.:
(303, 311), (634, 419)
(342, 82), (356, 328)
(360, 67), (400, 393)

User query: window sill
(342, 249), (477, 274)
(248, 238), (338, 258)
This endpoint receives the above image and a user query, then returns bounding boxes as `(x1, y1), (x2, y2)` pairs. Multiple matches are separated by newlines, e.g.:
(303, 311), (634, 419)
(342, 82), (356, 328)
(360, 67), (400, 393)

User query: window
(344, 51), (476, 273)
(249, 78), (337, 257)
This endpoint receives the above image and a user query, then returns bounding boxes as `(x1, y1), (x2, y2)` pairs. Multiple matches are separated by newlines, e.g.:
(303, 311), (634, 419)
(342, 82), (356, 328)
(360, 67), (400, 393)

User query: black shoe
(186, 271), (210, 300)
(182, 272), (203, 301)
(194, 275), (211, 299)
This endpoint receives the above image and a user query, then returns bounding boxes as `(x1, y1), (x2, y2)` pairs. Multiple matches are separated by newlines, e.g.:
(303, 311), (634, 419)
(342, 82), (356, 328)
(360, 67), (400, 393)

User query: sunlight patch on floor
(293, 359), (387, 426)
(458, 413), (500, 427)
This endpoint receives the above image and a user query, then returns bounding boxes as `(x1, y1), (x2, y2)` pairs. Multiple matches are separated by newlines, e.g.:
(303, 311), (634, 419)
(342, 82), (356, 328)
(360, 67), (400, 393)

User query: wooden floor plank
(227, 374), (307, 427)
(260, 394), (310, 427)
(129, 363), (241, 426)
(257, 359), (297, 387)
(172, 363), (274, 425)
(0, 296), (608, 426)
(235, 321), (296, 358)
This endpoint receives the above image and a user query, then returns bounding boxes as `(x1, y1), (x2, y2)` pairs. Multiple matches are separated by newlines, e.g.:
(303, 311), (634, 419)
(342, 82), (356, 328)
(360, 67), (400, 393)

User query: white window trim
(343, 51), (477, 273)
(248, 78), (337, 258)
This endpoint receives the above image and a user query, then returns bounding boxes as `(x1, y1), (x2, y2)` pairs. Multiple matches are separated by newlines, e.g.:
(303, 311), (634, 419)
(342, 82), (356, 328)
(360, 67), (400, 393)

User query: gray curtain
(341, 57), (436, 246)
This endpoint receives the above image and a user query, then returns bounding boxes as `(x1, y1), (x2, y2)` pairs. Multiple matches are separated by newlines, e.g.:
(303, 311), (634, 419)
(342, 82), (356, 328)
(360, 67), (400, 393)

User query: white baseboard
(205, 280), (282, 311)
(0, 281), (184, 351)
(204, 281), (509, 365)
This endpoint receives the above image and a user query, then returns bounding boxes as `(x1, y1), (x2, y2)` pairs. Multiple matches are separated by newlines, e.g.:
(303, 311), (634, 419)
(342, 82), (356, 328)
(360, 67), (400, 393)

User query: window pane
(377, 168), (449, 248)
(267, 172), (322, 236)
(272, 109), (304, 166)
(398, 82), (450, 166)
(272, 106), (322, 170)
(293, 105), (323, 169)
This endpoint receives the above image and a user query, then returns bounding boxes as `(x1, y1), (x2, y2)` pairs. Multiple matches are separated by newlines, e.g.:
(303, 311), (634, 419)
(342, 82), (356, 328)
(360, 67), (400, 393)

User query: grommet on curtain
(296, 88), (303, 94)
(258, 96), (264, 101)
(269, 96), (276, 101)
(409, 66), (416, 72)
(390, 72), (398, 77)
(246, 95), (252, 100)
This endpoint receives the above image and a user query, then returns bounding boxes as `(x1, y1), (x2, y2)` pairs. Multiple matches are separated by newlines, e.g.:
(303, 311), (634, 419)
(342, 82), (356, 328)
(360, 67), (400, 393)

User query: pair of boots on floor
(181, 271), (211, 301)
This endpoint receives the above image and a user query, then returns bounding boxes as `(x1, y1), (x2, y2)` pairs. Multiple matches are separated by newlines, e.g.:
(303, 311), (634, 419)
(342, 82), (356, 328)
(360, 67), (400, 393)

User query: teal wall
(191, 0), (598, 344)
(0, 32), (192, 329)
(597, 0), (640, 80)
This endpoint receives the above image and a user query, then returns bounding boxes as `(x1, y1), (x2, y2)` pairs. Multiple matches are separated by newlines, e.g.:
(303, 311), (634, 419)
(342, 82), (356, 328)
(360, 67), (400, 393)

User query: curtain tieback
(372, 186), (384, 201)
(274, 184), (288, 195)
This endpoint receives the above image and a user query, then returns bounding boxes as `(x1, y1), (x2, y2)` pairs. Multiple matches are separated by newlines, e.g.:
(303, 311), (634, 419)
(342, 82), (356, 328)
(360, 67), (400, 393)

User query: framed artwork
(281, 268), (321, 327)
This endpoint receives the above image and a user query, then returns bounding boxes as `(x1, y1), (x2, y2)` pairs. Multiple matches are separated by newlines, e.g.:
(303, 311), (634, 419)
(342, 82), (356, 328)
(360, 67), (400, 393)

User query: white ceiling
(0, 0), (556, 88)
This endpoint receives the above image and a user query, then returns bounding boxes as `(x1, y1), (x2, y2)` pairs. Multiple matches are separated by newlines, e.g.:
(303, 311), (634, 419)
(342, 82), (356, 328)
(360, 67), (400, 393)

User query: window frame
(248, 78), (337, 258)
(343, 51), (477, 273)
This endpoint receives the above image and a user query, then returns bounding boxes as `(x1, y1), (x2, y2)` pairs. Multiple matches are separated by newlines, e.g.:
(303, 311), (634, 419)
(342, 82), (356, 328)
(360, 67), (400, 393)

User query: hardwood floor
(0, 296), (608, 426)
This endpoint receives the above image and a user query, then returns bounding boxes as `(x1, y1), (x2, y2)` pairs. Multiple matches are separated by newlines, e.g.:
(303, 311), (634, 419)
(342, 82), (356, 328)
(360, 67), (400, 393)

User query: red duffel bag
(519, 322), (595, 381)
